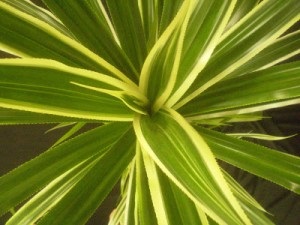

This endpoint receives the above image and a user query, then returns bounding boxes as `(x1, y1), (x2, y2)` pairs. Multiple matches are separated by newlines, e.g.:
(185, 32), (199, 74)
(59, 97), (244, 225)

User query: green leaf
(166, 0), (236, 108)
(142, 151), (203, 225)
(226, 132), (294, 141)
(134, 108), (251, 225)
(177, 0), (300, 108)
(141, 0), (236, 112)
(51, 122), (86, 146)
(0, 108), (89, 124)
(135, 144), (158, 225)
(223, 170), (275, 225)
(227, 30), (300, 78)
(0, 58), (146, 120)
(139, 0), (190, 109)
(42, 0), (138, 81)
(196, 126), (300, 194)
(158, 0), (183, 38)
(122, 161), (136, 225)
(6, 155), (99, 225)
(180, 62), (300, 120)
(1, 0), (72, 37)
(0, 122), (130, 215)
(36, 128), (135, 225)
(0, 1), (134, 84)
(225, 0), (259, 30)
(106, 0), (147, 72)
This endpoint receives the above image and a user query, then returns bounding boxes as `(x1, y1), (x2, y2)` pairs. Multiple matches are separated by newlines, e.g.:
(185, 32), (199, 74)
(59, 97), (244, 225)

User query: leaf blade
(196, 126), (300, 194)
(134, 108), (251, 225)
(37, 128), (136, 225)
(0, 122), (130, 215)
(178, 0), (300, 108)
(0, 58), (140, 120)
(181, 62), (300, 119)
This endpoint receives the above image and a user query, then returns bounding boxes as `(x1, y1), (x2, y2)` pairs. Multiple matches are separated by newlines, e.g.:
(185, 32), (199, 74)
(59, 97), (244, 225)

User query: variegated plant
(0, 0), (299, 224)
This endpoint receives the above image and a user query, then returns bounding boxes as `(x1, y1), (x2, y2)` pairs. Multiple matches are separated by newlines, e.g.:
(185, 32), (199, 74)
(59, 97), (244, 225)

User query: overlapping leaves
(0, 0), (300, 224)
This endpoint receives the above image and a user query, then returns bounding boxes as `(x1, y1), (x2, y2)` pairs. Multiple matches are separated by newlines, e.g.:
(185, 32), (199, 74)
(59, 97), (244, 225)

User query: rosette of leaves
(0, 0), (300, 224)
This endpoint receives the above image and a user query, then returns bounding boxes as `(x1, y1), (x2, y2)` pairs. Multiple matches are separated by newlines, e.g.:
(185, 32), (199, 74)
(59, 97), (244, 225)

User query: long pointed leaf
(166, 0), (236, 108)
(135, 143), (158, 225)
(0, 122), (130, 215)
(0, 59), (146, 120)
(196, 126), (300, 194)
(42, 0), (138, 81)
(142, 151), (203, 225)
(6, 155), (99, 225)
(178, 0), (300, 109)
(2, 0), (72, 37)
(106, 0), (147, 72)
(181, 62), (300, 119)
(225, 0), (259, 30)
(134, 108), (251, 225)
(227, 30), (300, 78)
(0, 108), (89, 124)
(0, 2), (133, 84)
(37, 128), (135, 225)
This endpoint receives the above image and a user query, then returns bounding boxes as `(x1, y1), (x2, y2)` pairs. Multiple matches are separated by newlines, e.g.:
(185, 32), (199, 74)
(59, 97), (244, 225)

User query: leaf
(0, 108), (88, 125)
(0, 1), (133, 84)
(0, 122), (130, 215)
(227, 30), (300, 78)
(105, 0), (147, 72)
(36, 128), (135, 225)
(139, 0), (191, 109)
(51, 122), (86, 146)
(226, 132), (294, 141)
(0, 58), (147, 120)
(142, 151), (203, 225)
(135, 143), (158, 225)
(141, 0), (236, 112)
(42, 0), (138, 81)
(1, 0), (72, 38)
(196, 126), (300, 194)
(6, 155), (99, 225)
(166, 0), (236, 108)
(134, 108), (251, 225)
(225, 0), (259, 30)
(222, 170), (275, 225)
(180, 62), (300, 120)
(177, 0), (300, 109)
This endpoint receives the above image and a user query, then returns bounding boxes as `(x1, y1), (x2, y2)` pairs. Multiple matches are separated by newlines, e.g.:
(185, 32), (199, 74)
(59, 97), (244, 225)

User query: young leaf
(134, 108), (251, 225)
